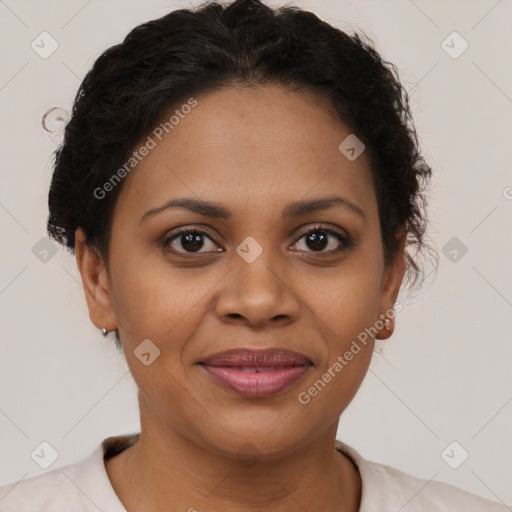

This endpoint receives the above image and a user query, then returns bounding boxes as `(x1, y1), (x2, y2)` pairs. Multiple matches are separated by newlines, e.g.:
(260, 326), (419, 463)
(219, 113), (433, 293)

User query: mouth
(197, 348), (313, 398)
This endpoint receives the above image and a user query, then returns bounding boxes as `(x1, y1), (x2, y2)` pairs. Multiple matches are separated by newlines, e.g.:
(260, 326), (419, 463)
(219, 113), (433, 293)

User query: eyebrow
(141, 195), (367, 224)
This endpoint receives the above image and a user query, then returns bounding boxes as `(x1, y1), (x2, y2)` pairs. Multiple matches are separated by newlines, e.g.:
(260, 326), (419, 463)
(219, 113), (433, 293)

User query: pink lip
(198, 348), (312, 398)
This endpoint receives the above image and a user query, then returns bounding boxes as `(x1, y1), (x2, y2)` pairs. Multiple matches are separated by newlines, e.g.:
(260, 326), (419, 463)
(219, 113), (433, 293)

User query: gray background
(0, 0), (511, 505)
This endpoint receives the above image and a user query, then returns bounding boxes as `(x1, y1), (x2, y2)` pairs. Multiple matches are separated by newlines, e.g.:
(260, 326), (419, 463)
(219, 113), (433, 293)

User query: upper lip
(199, 348), (312, 367)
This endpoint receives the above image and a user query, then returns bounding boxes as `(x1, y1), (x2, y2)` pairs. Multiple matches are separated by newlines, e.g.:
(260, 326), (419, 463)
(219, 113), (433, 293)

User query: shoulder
(0, 461), (83, 511)
(367, 461), (508, 511)
(336, 441), (508, 511)
(0, 436), (135, 512)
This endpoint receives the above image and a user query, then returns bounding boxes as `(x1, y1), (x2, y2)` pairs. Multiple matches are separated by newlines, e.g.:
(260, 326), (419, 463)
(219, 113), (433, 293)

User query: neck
(105, 399), (361, 511)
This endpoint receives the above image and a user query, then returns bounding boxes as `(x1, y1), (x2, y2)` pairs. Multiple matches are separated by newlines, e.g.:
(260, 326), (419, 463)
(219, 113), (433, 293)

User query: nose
(214, 255), (301, 329)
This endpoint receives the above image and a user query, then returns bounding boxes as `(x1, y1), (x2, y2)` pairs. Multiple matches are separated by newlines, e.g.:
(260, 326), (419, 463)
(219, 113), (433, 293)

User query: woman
(0, 0), (506, 510)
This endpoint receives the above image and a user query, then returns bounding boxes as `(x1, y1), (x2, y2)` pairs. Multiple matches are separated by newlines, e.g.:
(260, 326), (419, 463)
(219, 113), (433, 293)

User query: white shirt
(0, 434), (507, 511)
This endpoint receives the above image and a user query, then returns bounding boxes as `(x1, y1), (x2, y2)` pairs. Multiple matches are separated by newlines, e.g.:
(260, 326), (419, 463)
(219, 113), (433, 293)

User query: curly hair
(47, 0), (436, 299)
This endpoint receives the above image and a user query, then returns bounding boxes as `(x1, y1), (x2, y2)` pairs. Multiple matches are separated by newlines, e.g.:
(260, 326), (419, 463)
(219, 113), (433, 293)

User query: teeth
(238, 366), (287, 373)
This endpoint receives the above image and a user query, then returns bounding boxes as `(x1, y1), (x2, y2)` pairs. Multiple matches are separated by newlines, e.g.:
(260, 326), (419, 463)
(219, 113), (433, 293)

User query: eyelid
(293, 223), (348, 240)
(168, 224), (218, 240)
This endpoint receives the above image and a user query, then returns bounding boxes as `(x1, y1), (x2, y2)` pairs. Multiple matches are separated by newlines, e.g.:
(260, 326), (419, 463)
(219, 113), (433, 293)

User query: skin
(75, 84), (406, 511)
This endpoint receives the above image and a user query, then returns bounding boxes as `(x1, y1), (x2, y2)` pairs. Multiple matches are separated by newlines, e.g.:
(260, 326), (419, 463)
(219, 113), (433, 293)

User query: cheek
(295, 273), (380, 418)
(108, 247), (216, 352)
(313, 289), (378, 387)
(311, 257), (383, 341)
(109, 259), (205, 411)
(302, 255), (382, 397)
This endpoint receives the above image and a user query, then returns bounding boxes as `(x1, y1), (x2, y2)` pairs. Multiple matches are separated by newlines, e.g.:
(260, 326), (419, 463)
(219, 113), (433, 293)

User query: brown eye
(163, 229), (221, 254)
(291, 226), (350, 253)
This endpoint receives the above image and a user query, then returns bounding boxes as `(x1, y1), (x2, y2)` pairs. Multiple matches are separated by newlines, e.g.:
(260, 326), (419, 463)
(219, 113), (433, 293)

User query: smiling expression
(78, 83), (405, 458)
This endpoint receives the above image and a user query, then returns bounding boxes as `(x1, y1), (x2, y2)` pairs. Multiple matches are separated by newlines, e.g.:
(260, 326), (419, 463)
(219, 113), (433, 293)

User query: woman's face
(78, 84), (405, 458)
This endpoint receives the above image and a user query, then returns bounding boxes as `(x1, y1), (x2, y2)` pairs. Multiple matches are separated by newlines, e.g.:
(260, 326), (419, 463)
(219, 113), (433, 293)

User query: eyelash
(161, 224), (352, 257)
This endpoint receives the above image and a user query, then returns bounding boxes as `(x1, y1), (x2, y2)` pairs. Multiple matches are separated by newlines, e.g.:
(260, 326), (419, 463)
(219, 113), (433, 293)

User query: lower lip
(199, 364), (311, 398)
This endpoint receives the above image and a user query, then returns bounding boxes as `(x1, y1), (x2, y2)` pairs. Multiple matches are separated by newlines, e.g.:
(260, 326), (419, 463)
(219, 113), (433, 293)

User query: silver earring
(384, 318), (391, 331)
(101, 324), (108, 336)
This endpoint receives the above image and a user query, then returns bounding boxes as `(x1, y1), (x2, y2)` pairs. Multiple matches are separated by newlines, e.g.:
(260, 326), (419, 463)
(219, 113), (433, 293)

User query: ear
(376, 228), (406, 340)
(75, 228), (117, 333)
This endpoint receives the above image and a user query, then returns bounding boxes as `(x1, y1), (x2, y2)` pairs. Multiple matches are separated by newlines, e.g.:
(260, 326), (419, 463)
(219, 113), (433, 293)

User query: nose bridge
(214, 235), (300, 326)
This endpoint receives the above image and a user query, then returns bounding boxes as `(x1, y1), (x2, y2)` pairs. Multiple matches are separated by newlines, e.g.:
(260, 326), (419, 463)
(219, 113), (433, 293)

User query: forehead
(116, 84), (377, 221)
